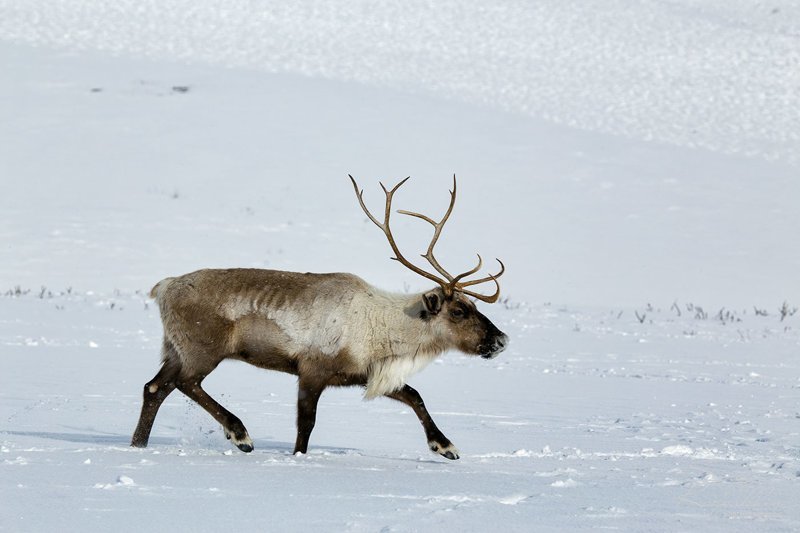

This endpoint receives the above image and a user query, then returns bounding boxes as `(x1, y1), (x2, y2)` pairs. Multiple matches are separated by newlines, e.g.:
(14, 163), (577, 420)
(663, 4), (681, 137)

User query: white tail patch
(364, 354), (436, 399)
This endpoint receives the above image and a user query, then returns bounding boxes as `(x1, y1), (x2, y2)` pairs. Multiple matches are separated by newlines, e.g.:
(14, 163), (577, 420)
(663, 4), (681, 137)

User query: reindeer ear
(422, 290), (443, 316)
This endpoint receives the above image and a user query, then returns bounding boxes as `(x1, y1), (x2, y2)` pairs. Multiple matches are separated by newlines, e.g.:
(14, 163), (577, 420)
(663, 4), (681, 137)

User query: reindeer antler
(349, 175), (451, 294)
(349, 174), (504, 303)
(456, 258), (504, 303)
(396, 175), (458, 282)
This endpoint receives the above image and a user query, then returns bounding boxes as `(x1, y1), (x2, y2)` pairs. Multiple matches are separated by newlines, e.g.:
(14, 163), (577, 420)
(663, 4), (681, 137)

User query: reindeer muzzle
(480, 332), (509, 359)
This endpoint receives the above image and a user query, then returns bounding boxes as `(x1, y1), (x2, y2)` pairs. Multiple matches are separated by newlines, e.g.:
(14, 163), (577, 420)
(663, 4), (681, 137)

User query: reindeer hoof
(236, 442), (254, 453)
(130, 438), (148, 448)
(429, 441), (460, 460)
(228, 431), (253, 453)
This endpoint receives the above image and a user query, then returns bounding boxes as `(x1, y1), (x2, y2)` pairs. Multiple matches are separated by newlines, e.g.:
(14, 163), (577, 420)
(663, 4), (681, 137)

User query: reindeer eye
(450, 307), (465, 319)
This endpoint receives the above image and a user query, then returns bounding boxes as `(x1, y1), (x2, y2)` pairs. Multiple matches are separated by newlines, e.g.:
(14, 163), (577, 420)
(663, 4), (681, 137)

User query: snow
(1, 0), (799, 162)
(1, 1), (800, 531)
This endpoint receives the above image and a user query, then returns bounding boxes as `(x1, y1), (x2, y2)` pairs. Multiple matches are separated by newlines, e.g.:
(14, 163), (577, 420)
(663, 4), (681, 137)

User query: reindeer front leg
(386, 384), (459, 460)
(294, 378), (325, 455)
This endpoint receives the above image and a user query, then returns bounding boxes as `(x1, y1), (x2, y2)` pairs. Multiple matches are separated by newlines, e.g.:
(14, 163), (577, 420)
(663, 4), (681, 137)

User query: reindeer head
(349, 175), (509, 359)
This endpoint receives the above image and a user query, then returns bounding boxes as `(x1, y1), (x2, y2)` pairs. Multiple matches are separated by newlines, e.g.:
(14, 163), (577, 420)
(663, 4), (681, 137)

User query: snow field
(2, 288), (799, 531)
(0, 0), (798, 162)
(1, 1), (799, 530)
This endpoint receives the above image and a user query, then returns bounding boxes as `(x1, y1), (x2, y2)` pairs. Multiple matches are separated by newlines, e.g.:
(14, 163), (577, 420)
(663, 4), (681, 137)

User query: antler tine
(450, 254), (483, 285)
(349, 174), (451, 293)
(454, 258), (504, 303)
(396, 174), (458, 281)
(349, 175), (385, 229)
(457, 258), (506, 288)
(459, 274), (501, 303)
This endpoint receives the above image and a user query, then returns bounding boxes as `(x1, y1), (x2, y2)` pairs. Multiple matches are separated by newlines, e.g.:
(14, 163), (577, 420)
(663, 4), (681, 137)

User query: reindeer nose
(495, 333), (509, 352)
(482, 333), (508, 359)
(497, 333), (508, 348)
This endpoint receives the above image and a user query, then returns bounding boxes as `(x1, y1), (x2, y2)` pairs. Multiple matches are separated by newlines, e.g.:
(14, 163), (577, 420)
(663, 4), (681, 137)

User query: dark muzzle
(479, 330), (509, 359)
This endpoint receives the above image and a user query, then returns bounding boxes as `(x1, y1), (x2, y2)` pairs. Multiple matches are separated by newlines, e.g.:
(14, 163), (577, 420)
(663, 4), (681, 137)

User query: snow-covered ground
(1, 1), (799, 531)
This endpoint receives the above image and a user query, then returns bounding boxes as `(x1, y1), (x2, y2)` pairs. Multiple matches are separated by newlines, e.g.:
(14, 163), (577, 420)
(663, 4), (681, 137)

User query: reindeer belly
(229, 315), (299, 373)
(230, 314), (363, 381)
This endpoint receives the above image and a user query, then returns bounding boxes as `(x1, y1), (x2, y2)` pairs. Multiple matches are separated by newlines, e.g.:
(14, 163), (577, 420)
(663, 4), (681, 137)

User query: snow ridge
(0, 0), (798, 163)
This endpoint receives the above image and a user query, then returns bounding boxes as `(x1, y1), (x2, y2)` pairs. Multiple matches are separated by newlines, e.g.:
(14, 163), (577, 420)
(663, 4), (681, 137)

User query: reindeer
(131, 175), (508, 460)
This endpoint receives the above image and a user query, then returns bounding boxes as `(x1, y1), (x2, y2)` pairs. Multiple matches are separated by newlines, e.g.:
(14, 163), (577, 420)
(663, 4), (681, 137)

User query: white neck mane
(356, 289), (447, 399)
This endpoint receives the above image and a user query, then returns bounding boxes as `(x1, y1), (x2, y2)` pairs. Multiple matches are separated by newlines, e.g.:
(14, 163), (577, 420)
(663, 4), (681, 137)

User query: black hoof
(443, 450), (459, 460)
(236, 442), (254, 453)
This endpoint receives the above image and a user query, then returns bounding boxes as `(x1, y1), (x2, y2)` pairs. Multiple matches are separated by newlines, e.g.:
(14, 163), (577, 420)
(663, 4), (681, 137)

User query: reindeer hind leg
(176, 377), (254, 453)
(131, 340), (181, 447)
